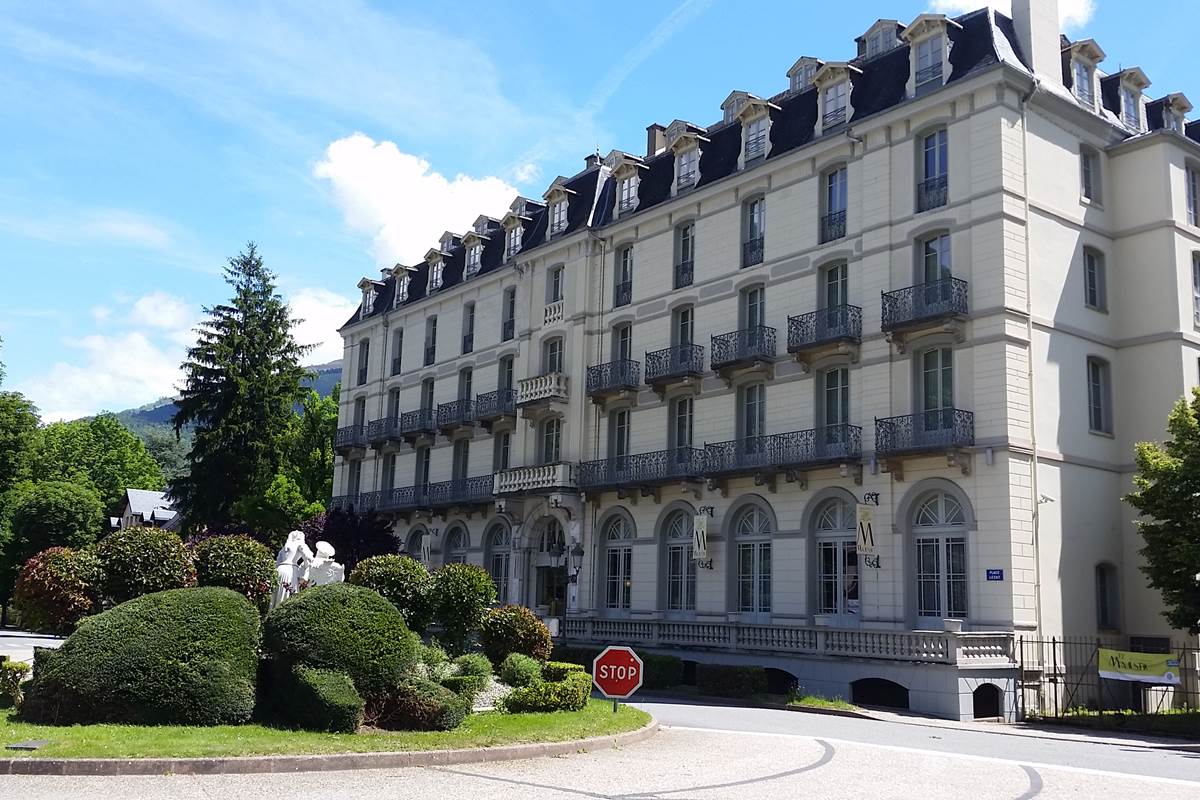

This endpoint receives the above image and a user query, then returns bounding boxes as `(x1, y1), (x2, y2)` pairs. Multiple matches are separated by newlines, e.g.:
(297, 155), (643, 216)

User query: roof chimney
(1011, 0), (1061, 82)
(645, 123), (666, 158)
(584, 153), (600, 169)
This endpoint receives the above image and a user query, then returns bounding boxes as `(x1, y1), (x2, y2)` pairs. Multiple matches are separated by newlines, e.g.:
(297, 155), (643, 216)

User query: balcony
(880, 277), (968, 349)
(820, 210), (847, 243)
(328, 494), (358, 513)
(586, 360), (641, 403)
(494, 463), (577, 495)
(705, 425), (862, 487)
(544, 300), (564, 326)
(436, 399), (475, 433)
(645, 344), (705, 395)
(578, 447), (705, 497)
(741, 236), (764, 268)
(366, 417), (403, 448)
(822, 106), (847, 129)
(916, 174), (948, 212)
(475, 389), (517, 431)
(787, 305), (862, 370)
(378, 486), (421, 513)
(674, 259), (693, 289)
(516, 372), (569, 418)
(875, 410), (975, 478)
(423, 476), (493, 509)
(613, 280), (632, 308)
(711, 326), (776, 382)
(334, 425), (367, 455)
(398, 408), (436, 444)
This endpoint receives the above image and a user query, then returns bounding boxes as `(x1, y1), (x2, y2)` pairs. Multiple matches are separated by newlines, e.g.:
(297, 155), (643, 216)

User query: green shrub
(441, 673), (488, 704)
(499, 671), (592, 713)
(480, 605), (553, 665)
(347, 555), (433, 634)
(430, 563), (496, 654)
(642, 654), (685, 689)
(19, 587), (260, 725)
(193, 535), (277, 613)
(0, 660), (30, 708)
(542, 661), (586, 681)
(282, 665), (364, 733)
(12, 547), (104, 635)
(696, 664), (767, 698)
(96, 527), (196, 604)
(416, 641), (451, 682)
(499, 652), (543, 688)
(370, 676), (469, 731)
(453, 653), (493, 678)
(262, 582), (418, 698)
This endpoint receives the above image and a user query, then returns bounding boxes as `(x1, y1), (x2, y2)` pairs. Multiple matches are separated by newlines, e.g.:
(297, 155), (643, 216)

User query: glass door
(817, 539), (860, 627)
(920, 347), (954, 442)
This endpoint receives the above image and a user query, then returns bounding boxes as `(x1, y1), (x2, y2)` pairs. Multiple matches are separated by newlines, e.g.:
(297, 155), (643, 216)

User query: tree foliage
(137, 425), (191, 484)
(1127, 388), (1200, 633)
(285, 386), (338, 507)
(33, 415), (163, 511)
(171, 244), (312, 529)
(301, 511), (397, 573)
(0, 480), (104, 604)
(0, 391), (40, 498)
(231, 472), (323, 550)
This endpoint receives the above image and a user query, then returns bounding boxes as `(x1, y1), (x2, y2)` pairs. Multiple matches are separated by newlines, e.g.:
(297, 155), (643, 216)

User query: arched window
(539, 519), (565, 553)
(445, 526), (468, 565)
(734, 505), (772, 618)
(604, 516), (633, 612)
(912, 491), (967, 627)
(405, 530), (426, 565)
(813, 499), (858, 623)
(487, 524), (511, 604)
(1096, 562), (1120, 631)
(664, 511), (696, 613)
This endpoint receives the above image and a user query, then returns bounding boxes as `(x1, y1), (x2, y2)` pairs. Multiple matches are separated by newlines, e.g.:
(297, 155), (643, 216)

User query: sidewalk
(0, 629), (63, 665)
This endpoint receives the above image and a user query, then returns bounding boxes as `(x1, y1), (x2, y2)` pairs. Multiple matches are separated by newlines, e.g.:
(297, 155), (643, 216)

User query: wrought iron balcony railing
(744, 135), (767, 162)
(328, 494), (358, 513)
(677, 170), (697, 190)
(820, 210), (847, 243)
(645, 343), (705, 386)
(614, 280), (632, 308)
(586, 360), (641, 397)
(917, 174), (948, 212)
(875, 410), (975, 457)
(915, 63), (944, 92)
(423, 475), (494, 508)
(366, 417), (402, 446)
(705, 425), (862, 476)
(399, 408), (436, 438)
(475, 389), (517, 421)
(881, 277), (968, 332)
(823, 106), (847, 128)
(787, 305), (862, 353)
(357, 490), (385, 512)
(674, 259), (693, 289)
(579, 447), (706, 491)
(711, 326), (776, 371)
(742, 236), (764, 267)
(436, 399), (475, 430)
(334, 425), (367, 452)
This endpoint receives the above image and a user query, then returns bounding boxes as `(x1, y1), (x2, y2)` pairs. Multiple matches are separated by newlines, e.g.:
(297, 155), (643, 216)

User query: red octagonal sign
(592, 645), (644, 700)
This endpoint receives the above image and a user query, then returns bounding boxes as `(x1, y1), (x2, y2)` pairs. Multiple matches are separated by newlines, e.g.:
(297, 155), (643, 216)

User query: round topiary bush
(96, 527), (196, 604)
(480, 605), (553, 665)
(18, 586), (261, 726)
(193, 535), (277, 613)
(262, 582), (419, 698)
(12, 547), (104, 635)
(430, 563), (496, 654)
(348, 554), (433, 634)
(499, 652), (543, 688)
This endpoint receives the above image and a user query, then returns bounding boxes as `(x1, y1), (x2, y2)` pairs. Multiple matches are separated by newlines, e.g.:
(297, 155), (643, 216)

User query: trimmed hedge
(347, 555), (433, 634)
(193, 535), (277, 613)
(642, 654), (685, 690)
(499, 652), (543, 688)
(480, 605), (553, 665)
(430, 563), (496, 654)
(542, 661), (586, 681)
(97, 527), (196, 603)
(262, 583), (419, 698)
(453, 653), (493, 678)
(551, 645), (601, 668)
(500, 671), (592, 713)
(12, 546), (103, 635)
(697, 664), (767, 698)
(283, 665), (364, 733)
(370, 676), (470, 731)
(441, 673), (488, 704)
(19, 587), (260, 726)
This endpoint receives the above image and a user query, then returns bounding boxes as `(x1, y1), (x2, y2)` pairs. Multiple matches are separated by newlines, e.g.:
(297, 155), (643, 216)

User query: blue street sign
(986, 569), (1004, 581)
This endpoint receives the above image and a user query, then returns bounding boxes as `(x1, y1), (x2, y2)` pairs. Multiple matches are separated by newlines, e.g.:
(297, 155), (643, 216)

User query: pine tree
(172, 244), (312, 528)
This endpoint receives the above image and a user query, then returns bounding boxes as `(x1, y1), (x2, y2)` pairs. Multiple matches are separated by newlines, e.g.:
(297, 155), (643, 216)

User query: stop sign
(592, 645), (644, 699)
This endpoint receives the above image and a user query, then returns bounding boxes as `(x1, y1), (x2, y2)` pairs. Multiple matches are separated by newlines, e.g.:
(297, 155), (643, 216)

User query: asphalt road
(2, 699), (1198, 799)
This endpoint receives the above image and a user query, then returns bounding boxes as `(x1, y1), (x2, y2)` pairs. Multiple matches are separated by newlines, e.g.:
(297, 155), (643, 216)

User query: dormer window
(618, 174), (639, 213)
(676, 147), (699, 190)
(1073, 61), (1095, 108)
(360, 288), (376, 319)
(914, 35), (944, 92)
(1167, 109), (1185, 134)
(723, 97), (747, 124)
(430, 261), (444, 291)
(550, 199), (568, 235)
(505, 225), (523, 259)
(465, 245), (482, 278)
(396, 275), (410, 304)
(440, 235), (455, 253)
(863, 22), (900, 58)
(789, 59), (819, 92)
(1122, 86), (1141, 129)
(743, 116), (768, 163)
(823, 81), (848, 128)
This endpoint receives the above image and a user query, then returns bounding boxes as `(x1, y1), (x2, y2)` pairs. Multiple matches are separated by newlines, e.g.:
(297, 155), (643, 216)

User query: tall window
(814, 499), (858, 622)
(390, 329), (403, 376)
(542, 337), (563, 373)
(1192, 254), (1200, 326)
(913, 491), (967, 626)
(921, 347), (954, 416)
(1087, 357), (1112, 434)
(614, 247), (633, 308)
(492, 431), (511, 471)
(396, 274), (410, 304)
(540, 417), (562, 463)
(352, 396), (366, 427)
(604, 517), (633, 611)
(821, 166), (848, 243)
(488, 525), (511, 604)
(1096, 563), (1119, 631)
(742, 197), (765, 267)
(823, 262), (848, 308)
(738, 382), (766, 439)
(673, 305), (694, 346)
(1073, 60), (1095, 107)
(921, 233), (952, 284)
(669, 396), (693, 449)
(1187, 166), (1198, 226)
(741, 285), (765, 329)
(609, 409), (630, 458)
(465, 245), (482, 278)
(424, 317), (437, 366)
(549, 199), (567, 234)
(1081, 147), (1101, 202)
(618, 174), (639, 212)
(452, 439), (469, 481)
(356, 338), (370, 386)
(462, 302), (475, 354)
(665, 511), (696, 613)
(823, 81), (848, 128)
(734, 506), (772, 617)
(743, 116), (767, 162)
(677, 147), (699, 189)
(548, 265), (564, 303)
(457, 368), (473, 402)
(1083, 249), (1106, 311)
(415, 446), (432, 489)
(380, 453), (396, 491)
(918, 128), (949, 212)
(386, 387), (401, 419)
(675, 222), (695, 288)
(505, 225), (523, 259)
(347, 459), (362, 496)
(420, 377), (435, 411)
(430, 260), (444, 291)
(502, 286), (517, 341)
(612, 323), (632, 362)
(821, 367), (849, 428)
(914, 35), (944, 91)
(499, 355), (514, 392)
(1121, 86), (1140, 129)
(445, 527), (468, 565)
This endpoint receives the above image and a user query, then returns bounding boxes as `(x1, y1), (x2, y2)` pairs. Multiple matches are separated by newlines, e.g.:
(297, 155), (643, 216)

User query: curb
(0, 716), (659, 776)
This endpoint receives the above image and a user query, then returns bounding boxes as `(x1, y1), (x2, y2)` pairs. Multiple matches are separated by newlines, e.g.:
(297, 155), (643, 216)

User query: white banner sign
(420, 531), (431, 564)
(856, 505), (877, 558)
(692, 514), (708, 559)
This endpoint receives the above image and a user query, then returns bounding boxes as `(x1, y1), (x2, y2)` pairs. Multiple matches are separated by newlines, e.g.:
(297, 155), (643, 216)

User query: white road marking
(665, 725), (1200, 787)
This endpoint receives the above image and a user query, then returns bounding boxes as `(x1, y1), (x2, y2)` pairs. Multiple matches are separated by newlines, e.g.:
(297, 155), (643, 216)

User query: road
(2, 699), (1199, 799)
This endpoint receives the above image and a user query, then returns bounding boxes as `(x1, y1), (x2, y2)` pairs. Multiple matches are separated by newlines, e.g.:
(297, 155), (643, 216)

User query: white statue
(306, 541), (345, 587)
(272, 530), (315, 609)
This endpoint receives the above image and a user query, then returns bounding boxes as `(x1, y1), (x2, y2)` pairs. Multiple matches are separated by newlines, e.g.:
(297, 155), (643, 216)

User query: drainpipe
(584, 231), (608, 619)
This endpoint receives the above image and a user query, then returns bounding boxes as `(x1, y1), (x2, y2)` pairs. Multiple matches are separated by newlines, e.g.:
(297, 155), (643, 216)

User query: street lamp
(570, 542), (585, 577)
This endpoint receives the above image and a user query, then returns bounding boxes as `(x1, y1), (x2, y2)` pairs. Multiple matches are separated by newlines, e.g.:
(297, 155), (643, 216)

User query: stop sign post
(592, 646), (644, 712)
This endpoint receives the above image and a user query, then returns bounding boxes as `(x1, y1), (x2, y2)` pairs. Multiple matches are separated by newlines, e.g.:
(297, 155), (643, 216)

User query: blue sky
(1, 0), (1196, 420)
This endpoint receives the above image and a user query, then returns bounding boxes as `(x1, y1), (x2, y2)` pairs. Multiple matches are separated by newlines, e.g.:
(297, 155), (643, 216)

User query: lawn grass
(788, 694), (860, 712)
(0, 700), (650, 759)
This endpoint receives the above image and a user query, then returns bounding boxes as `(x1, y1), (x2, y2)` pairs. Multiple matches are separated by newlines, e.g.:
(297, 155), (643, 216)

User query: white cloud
(129, 291), (194, 331)
(930, 0), (1095, 29)
(0, 207), (173, 251)
(90, 305), (112, 324)
(314, 133), (519, 266)
(289, 287), (358, 365)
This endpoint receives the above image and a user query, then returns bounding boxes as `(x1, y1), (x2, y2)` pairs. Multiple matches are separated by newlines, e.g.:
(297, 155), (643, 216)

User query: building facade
(331, 1), (1200, 719)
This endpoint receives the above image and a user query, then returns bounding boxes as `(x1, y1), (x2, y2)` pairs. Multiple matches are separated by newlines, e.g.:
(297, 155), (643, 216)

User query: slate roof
(122, 488), (178, 526)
